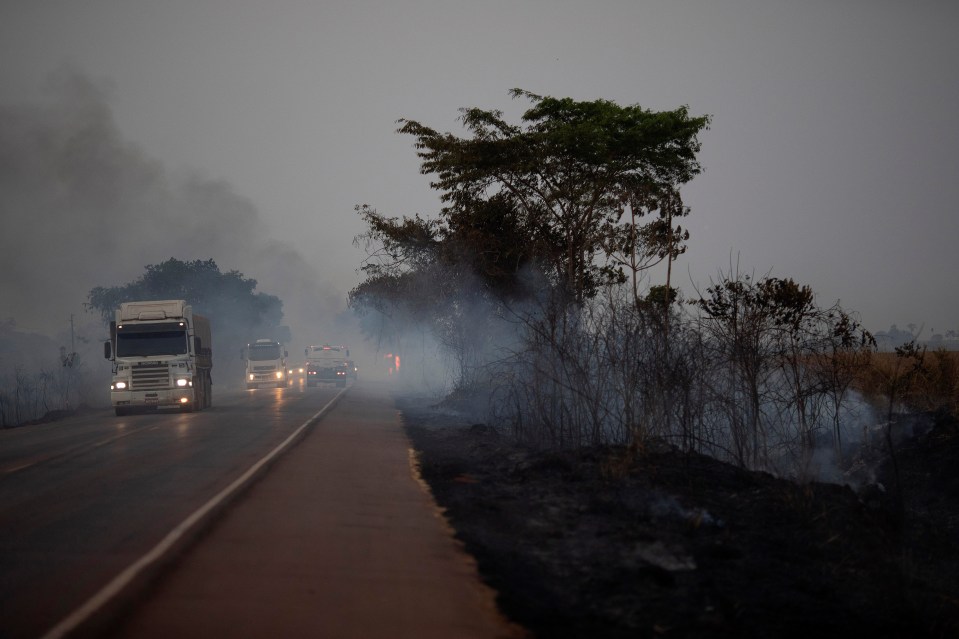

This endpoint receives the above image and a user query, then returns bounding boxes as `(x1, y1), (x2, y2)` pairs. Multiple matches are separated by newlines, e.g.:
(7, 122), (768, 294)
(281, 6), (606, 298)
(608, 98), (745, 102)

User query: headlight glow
(276, 371), (284, 379)
(176, 378), (189, 387)
(114, 381), (127, 390)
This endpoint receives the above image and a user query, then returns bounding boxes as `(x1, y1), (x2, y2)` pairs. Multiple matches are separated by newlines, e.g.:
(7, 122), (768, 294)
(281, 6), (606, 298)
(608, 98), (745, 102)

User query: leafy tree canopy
(695, 273), (874, 354)
(351, 91), (710, 369)
(86, 258), (284, 338)
(394, 89), (711, 301)
(354, 90), (710, 320)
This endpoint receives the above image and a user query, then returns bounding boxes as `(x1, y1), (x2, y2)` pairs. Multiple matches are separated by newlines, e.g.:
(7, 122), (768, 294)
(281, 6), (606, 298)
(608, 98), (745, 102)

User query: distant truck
(242, 338), (288, 389)
(304, 344), (351, 387)
(104, 300), (213, 416)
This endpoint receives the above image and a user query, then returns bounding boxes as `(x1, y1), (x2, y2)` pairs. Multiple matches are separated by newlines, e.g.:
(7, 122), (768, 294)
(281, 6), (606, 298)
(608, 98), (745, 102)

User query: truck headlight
(275, 371), (284, 379)
(176, 378), (189, 387)
(249, 373), (255, 381)
(113, 381), (127, 390)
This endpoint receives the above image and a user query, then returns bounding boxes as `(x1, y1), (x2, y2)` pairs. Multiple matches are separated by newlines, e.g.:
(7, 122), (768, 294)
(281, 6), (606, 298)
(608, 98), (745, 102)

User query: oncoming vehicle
(288, 362), (306, 379)
(104, 300), (213, 416)
(242, 339), (288, 389)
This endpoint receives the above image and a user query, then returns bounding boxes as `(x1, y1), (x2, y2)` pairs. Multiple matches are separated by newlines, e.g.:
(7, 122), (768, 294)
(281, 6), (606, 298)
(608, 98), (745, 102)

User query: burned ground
(399, 396), (959, 639)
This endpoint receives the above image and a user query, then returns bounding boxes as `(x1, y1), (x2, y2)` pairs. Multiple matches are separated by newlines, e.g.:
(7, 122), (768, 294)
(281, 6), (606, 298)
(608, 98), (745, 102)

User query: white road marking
(40, 388), (347, 639)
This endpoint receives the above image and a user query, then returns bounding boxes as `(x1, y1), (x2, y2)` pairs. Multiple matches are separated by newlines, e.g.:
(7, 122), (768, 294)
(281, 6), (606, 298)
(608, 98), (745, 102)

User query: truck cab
(243, 339), (288, 389)
(105, 299), (213, 415)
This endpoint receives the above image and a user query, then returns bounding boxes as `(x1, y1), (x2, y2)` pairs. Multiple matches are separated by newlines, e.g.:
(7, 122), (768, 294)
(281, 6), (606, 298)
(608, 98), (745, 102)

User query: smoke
(0, 66), (347, 351)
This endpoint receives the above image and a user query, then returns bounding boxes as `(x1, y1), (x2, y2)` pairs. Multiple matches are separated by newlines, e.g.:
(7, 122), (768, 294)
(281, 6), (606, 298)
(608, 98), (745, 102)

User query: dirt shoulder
(398, 395), (959, 639)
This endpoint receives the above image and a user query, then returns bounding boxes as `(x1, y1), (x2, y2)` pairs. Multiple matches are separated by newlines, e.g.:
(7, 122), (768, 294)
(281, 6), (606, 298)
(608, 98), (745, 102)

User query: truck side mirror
(284, 350), (289, 358)
(195, 337), (202, 354)
(304, 348), (308, 357)
(345, 349), (350, 357)
(104, 340), (112, 360)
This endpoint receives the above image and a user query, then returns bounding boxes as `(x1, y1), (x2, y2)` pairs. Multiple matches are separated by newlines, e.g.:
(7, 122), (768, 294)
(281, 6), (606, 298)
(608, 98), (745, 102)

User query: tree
(808, 309), (876, 465)
(87, 258), (281, 327)
(693, 271), (877, 475)
(397, 89), (710, 304)
(86, 258), (285, 380)
(350, 201), (530, 389)
(352, 91), (709, 387)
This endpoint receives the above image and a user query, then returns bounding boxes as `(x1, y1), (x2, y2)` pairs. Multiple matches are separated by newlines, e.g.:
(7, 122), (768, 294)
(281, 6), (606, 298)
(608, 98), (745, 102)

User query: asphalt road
(0, 379), (342, 639)
(102, 378), (521, 639)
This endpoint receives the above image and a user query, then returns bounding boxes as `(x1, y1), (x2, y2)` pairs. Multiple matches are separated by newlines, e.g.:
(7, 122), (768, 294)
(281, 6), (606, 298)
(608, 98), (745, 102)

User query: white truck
(104, 300), (213, 416)
(304, 344), (351, 387)
(242, 338), (288, 389)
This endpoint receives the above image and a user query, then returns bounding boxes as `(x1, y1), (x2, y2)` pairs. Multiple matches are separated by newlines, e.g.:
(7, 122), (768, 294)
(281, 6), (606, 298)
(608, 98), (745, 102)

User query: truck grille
(253, 365), (276, 372)
(132, 363), (169, 390)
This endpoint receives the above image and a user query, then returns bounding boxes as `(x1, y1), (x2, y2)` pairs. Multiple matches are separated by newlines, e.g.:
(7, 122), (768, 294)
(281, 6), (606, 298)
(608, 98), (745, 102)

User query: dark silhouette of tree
(87, 258), (280, 326)
(395, 89), (710, 304)
(86, 258), (284, 381)
(694, 273), (875, 471)
(352, 91), (710, 380)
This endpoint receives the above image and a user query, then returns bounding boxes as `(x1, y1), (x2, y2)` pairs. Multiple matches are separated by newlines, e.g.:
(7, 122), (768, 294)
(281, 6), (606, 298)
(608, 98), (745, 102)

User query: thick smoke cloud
(0, 67), (347, 350)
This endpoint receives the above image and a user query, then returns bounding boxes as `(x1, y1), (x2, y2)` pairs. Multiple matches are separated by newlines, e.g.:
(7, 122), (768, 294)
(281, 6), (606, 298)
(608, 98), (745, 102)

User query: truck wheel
(115, 406), (129, 417)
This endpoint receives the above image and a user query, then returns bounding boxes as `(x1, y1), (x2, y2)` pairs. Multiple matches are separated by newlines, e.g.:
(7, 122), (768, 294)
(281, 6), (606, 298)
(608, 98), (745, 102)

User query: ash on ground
(398, 396), (959, 639)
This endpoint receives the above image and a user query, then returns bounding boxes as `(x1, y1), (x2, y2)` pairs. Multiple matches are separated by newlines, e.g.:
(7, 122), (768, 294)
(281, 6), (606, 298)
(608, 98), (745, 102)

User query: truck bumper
(112, 388), (194, 411)
(247, 373), (286, 388)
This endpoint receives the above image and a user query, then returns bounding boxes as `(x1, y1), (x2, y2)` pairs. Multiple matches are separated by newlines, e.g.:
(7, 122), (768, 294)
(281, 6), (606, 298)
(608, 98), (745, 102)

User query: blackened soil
(398, 396), (959, 639)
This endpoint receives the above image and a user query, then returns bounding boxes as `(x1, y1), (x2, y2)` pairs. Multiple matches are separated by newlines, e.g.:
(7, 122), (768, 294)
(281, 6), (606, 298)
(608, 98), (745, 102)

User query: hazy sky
(2, 0), (957, 339)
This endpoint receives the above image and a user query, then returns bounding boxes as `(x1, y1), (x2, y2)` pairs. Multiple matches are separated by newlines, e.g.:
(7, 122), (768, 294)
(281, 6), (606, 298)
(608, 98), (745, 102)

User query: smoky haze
(0, 67), (355, 362)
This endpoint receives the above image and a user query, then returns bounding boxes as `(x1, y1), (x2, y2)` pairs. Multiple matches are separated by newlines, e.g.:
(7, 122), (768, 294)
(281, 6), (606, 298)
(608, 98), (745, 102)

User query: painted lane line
(40, 388), (347, 639)
(2, 424), (160, 475)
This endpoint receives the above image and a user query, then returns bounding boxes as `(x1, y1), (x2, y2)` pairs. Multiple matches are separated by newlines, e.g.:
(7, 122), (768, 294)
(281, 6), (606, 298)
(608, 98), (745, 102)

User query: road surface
(0, 378), (521, 638)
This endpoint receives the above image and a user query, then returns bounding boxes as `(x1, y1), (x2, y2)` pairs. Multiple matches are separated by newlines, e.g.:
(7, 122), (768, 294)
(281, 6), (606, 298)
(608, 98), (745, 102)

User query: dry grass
(850, 348), (959, 415)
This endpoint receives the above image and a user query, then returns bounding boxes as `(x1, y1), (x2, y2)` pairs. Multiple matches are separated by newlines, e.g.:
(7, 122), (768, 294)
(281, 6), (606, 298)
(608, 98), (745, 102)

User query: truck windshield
(116, 324), (189, 357)
(249, 344), (281, 361)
